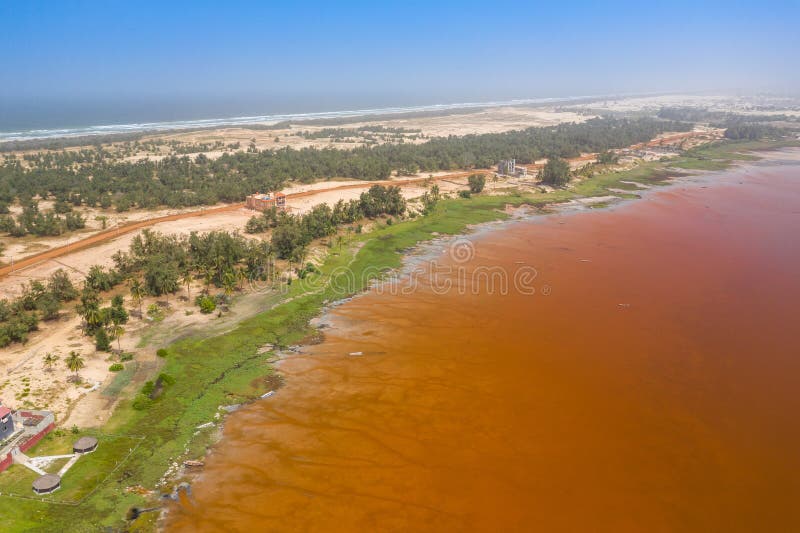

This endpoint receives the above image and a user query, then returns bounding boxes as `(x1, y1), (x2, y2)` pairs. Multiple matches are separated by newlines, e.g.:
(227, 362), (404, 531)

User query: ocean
(0, 94), (601, 143)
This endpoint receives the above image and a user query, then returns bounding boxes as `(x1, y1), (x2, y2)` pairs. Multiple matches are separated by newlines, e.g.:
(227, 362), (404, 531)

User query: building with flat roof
(245, 192), (286, 211)
(0, 407), (55, 474)
(0, 404), (14, 442)
(497, 159), (516, 175)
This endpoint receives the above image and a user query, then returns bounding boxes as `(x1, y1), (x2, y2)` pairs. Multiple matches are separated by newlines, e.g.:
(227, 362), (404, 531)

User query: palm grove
(0, 118), (689, 219)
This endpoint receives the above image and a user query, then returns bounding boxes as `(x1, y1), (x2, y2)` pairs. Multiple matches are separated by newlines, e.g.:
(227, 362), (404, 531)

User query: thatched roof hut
(73, 436), (98, 454)
(32, 474), (61, 494)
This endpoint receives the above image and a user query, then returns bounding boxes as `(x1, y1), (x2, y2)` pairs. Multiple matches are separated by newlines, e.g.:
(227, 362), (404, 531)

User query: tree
(110, 295), (129, 325)
(111, 322), (125, 351)
(421, 185), (440, 214)
(0, 117), (688, 212)
(36, 293), (61, 320)
(129, 279), (144, 316)
(235, 266), (247, 290)
(144, 258), (179, 296)
(203, 267), (214, 292)
(42, 352), (59, 372)
(468, 174), (486, 193)
(65, 351), (85, 379)
(271, 220), (307, 260)
(48, 269), (78, 301)
(84, 304), (102, 333)
(182, 269), (193, 300)
(223, 270), (236, 297)
(95, 327), (111, 351)
(597, 151), (619, 165)
(540, 157), (571, 186)
(85, 265), (118, 292)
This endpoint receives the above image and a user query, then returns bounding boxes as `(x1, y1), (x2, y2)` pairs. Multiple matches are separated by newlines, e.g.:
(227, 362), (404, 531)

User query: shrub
(458, 190), (472, 199)
(95, 328), (111, 351)
(195, 295), (216, 314)
(158, 372), (176, 386)
(146, 303), (164, 321)
(141, 380), (155, 396)
(156, 348), (168, 358)
(297, 262), (320, 280)
(132, 394), (152, 410)
(540, 157), (571, 186)
(468, 174), (485, 193)
(109, 363), (124, 372)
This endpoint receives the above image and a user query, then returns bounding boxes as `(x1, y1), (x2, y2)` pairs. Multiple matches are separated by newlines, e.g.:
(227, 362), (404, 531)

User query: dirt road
(0, 129), (713, 280)
(0, 170), (492, 280)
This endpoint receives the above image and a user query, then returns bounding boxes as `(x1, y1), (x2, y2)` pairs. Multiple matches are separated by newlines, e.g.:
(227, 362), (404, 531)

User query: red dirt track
(0, 170), (492, 280)
(1, 129), (712, 281)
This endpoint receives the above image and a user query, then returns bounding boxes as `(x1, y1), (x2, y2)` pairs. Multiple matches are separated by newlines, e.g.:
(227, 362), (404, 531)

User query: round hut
(32, 474), (61, 494)
(73, 436), (98, 454)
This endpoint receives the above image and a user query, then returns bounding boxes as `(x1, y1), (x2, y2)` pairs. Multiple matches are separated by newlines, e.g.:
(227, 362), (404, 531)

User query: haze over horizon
(2, 0), (799, 131)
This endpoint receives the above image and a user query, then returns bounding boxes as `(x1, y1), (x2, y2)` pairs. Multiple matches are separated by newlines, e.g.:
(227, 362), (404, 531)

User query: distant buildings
(498, 159), (516, 175)
(245, 192), (286, 211)
(0, 404), (14, 442)
(0, 404), (55, 474)
(498, 159), (529, 177)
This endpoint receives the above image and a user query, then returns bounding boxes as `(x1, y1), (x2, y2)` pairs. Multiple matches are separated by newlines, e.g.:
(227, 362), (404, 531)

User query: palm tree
(235, 266), (247, 290)
(129, 279), (144, 316)
(42, 352), (59, 372)
(203, 267), (213, 292)
(266, 249), (275, 284)
(111, 322), (125, 352)
(65, 351), (85, 379)
(214, 254), (227, 285)
(84, 305), (102, 331)
(182, 269), (193, 300)
(223, 271), (236, 297)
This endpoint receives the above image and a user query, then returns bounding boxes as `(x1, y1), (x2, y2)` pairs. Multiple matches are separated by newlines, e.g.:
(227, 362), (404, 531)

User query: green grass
(670, 138), (800, 171)
(571, 161), (679, 197)
(101, 362), (138, 397)
(569, 138), (800, 196)
(0, 431), (142, 530)
(0, 193), (537, 532)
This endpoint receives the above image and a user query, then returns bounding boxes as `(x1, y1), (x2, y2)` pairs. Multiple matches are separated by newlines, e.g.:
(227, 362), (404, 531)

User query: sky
(1, 0), (799, 121)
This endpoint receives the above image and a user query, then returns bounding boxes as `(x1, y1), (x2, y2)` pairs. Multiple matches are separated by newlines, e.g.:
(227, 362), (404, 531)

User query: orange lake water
(168, 150), (800, 532)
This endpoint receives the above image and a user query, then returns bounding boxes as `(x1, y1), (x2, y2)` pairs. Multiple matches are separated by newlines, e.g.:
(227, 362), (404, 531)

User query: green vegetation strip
(0, 194), (537, 532)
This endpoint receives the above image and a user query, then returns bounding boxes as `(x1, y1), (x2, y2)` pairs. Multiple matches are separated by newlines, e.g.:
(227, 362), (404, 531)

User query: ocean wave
(0, 96), (597, 143)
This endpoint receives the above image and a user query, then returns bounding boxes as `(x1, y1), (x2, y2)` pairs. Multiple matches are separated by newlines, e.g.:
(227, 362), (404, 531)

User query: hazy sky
(2, 0), (799, 105)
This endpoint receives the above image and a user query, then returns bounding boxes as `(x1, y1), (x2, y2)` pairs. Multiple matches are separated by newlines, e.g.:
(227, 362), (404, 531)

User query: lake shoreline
(166, 143), (800, 530)
(2, 141), (795, 532)
(162, 145), (799, 516)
